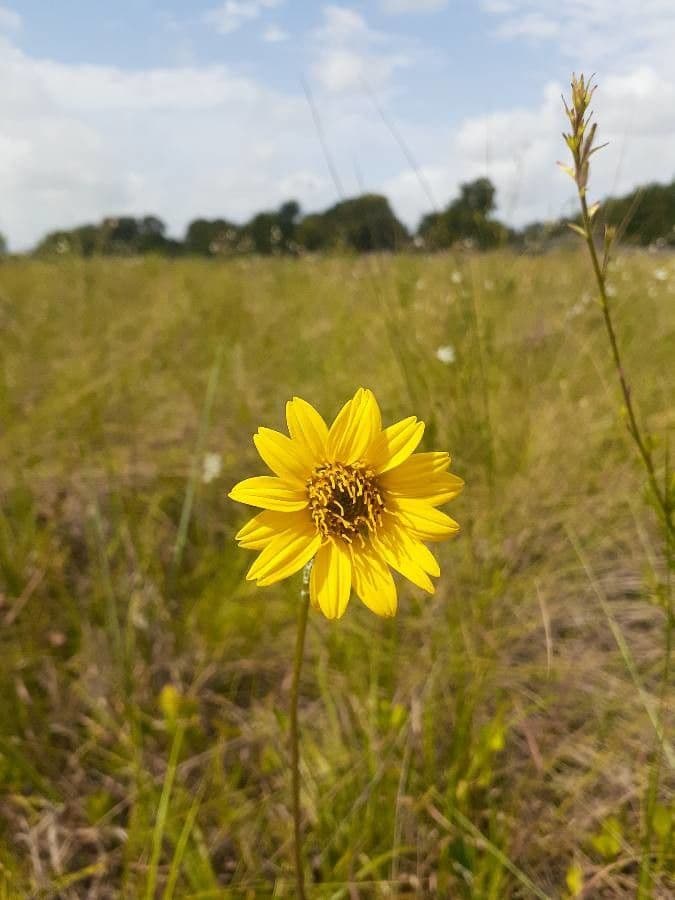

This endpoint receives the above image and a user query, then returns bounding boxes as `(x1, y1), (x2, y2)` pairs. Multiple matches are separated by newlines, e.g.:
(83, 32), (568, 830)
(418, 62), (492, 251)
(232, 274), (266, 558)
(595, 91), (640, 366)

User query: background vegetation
(0, 246), (673, 897)
(7, 176), (673, 261)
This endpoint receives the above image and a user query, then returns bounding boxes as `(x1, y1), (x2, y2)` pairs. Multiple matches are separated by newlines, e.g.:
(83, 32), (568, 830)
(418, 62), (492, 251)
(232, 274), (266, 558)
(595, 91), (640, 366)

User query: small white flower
(435, 344), (456, 365)
(450, 271), (463, 285)
(202, 452), (222, 484)
(605, 283), (617, 297)
(653, 268), (668, 281)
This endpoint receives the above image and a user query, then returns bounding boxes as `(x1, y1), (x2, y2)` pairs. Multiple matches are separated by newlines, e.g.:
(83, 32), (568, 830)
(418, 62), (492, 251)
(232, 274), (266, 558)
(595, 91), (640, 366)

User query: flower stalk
(561, 73), (674, 897)
(289, 563), (312, 899)
(560, 73), (673, 536)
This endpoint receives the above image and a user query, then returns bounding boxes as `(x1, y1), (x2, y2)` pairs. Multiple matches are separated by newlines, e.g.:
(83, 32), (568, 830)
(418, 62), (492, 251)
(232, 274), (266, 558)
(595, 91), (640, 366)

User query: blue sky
(2, 1), (674, 248)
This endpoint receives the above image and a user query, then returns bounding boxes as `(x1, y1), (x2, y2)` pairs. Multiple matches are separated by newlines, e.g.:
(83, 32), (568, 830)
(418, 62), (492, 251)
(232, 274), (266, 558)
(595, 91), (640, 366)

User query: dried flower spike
(560, 73), (607, 197)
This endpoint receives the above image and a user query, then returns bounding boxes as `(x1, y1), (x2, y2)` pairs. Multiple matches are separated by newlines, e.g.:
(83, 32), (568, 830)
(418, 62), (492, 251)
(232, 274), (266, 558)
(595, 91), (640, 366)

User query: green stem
(290, 570), (311, 899)
(578, 192), (671, 533)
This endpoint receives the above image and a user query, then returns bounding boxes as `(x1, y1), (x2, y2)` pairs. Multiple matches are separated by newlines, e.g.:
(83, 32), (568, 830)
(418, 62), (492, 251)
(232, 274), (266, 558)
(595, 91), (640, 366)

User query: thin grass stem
(290, 565), (312, 900)
(145, 723), (185, 900)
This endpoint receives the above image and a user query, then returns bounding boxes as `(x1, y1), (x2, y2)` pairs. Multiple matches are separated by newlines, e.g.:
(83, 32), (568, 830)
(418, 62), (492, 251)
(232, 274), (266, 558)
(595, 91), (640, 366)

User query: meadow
(0, 248), (673, 898)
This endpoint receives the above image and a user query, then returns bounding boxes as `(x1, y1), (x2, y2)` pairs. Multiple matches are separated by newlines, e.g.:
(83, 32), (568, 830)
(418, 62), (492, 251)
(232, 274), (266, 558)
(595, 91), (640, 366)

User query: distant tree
(104, 216), (139, 251)
(297, 194), (407, 252)
(34, 216), (176, 257)
(246, 212), (278, 255)
(514, 179), (675, 250)
(0, 232), (7, 256)
(100, 216), (176, 254)
(418, 177), (509, 250)
(333, 194), (408, 252)
(278, 200), (301, 248)
(600, 179), (675, 246)
(296, 214), (327, 251)
(278, 200), (301, 224)
(458, 177), (496, 216)
(184, 218), (239, 255)
(241, 200), (302, 254)
(34, 228), (87, 256)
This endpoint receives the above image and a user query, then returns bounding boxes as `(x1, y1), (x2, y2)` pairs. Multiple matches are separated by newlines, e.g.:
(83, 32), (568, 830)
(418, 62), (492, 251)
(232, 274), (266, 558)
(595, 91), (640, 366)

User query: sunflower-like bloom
(229, 388), (463, 619)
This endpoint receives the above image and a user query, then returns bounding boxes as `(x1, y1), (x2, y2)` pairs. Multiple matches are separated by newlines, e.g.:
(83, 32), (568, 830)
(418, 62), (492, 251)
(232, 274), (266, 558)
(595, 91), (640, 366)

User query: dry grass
(0, 249), (673, 897)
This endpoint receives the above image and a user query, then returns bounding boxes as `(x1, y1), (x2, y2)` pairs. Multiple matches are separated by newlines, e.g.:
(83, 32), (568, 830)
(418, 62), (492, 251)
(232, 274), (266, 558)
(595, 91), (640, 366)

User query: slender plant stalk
(563, 74), (674, 897)
(145, 723), (185, 900)
(562, 74), (672, 535)
(577, 192), (670, 529)
(290, 567), (312, 899)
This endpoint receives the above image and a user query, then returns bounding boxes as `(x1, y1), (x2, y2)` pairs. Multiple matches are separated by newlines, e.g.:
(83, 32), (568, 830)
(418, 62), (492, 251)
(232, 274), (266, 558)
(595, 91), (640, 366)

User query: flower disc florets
(307, 461), (385, 544)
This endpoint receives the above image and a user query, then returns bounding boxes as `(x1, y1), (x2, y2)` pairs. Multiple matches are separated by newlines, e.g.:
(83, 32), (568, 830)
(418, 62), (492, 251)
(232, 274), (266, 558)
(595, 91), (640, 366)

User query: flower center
(306, 461), (386, 543)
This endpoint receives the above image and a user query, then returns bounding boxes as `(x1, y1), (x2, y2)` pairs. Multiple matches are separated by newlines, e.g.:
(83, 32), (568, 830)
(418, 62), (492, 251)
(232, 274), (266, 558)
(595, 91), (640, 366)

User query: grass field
(0, 249), (673, 898)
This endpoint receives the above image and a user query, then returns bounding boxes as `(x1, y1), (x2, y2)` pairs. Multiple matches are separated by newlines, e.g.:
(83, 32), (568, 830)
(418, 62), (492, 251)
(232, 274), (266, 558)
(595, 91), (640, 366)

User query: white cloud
(380, 0), (448, 12)
(262, 24), (289, 42)
(0, 34), (319, 249)
(204, 0), (282, 36)
(0, 5), (20, 30)
(315, 6), (371, 42)
(315, 48), (408, 93)
(311, 5), (411, 93)
(483, 0), (675, 74)
(496, 13), (558, 39)
(0, 29), (413, 250)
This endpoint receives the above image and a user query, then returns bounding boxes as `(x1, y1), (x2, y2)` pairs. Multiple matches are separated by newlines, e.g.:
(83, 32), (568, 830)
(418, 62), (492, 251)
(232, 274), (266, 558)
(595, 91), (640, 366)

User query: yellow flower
(229, 388), (463, 619)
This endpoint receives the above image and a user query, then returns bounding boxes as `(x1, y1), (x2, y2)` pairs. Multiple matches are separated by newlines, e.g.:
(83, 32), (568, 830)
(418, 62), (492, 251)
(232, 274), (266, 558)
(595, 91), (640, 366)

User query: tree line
(6, 176), (675, 258)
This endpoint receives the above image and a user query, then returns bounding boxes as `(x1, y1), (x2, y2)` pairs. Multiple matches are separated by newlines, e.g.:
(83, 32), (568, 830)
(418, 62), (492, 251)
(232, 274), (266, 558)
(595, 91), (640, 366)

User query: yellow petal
(247, 525), (321, 586)
(326, 388), (381, 463)
(351, 544), (397, 617)
(383, 526), (440, 577)
(392, 498), (460, 542)
(253, 427), (313, 485)
(372, 526), (436, 593)
(286, 397), (329, 460)
(236, 509), (312, 549)
(229, 476), (308, 511)
(365, 417), (425, 474)
(310, 539), (352, 619)
(383, 470), (464, 507)
(381, 451), (451, 486)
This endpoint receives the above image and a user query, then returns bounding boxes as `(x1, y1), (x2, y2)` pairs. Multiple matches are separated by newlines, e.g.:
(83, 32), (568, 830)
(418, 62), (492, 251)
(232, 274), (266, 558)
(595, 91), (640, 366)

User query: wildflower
(435, 344), (456, 365)
(653, 268), (668, 282)
(229, 388), (463, 619)
(202, 452), (222, 484)
(450, 270), (463, 285)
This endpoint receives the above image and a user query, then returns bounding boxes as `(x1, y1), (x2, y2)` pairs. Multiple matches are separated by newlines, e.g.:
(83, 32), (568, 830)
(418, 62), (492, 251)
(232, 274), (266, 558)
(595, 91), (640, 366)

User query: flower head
(435, 344), (456, 365)
(229, 388), (463, 619)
